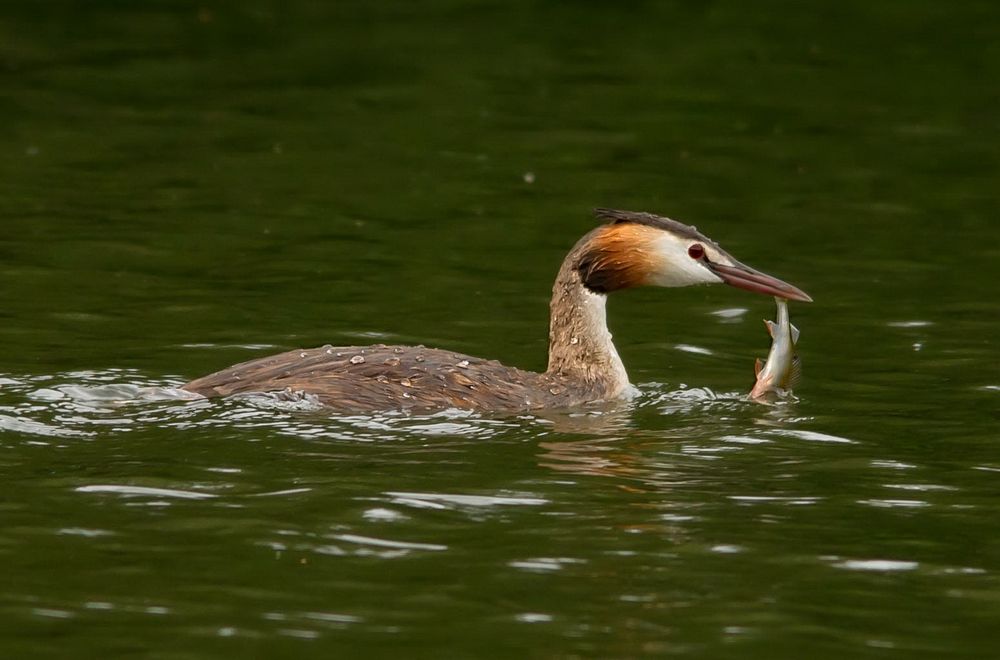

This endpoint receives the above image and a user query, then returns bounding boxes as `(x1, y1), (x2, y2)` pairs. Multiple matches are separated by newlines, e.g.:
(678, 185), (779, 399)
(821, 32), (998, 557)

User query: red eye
(688, 243), (705, 260)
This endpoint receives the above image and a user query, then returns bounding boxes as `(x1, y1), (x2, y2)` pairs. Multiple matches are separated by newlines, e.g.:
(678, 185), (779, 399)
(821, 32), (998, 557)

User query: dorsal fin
(790, 323), (800, 344)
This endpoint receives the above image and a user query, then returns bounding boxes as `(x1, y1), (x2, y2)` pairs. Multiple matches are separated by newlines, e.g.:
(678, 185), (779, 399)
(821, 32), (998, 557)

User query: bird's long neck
(545, 252), (630, 398)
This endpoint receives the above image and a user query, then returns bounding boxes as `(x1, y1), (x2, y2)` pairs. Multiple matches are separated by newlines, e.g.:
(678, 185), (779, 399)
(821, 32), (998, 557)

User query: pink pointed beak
(706, 259), (812, 302)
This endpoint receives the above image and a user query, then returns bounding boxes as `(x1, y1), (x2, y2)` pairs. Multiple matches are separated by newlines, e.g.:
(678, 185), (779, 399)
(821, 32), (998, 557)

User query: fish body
(749, 297), (801, 401)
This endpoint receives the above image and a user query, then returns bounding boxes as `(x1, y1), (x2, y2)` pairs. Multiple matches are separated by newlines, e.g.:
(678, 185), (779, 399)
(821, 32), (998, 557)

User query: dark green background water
(2, 1), (998, 657)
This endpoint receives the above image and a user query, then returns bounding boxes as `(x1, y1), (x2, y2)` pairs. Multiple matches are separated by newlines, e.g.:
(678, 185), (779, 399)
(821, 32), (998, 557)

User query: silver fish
(749, 297), (801, 401)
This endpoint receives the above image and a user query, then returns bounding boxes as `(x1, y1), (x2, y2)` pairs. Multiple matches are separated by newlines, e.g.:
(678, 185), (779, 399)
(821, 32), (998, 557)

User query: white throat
(578, 290), (629, 387)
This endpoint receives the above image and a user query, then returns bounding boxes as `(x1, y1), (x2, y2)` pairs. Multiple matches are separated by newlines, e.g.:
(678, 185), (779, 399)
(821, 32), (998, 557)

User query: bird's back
(182, 344), (573, 412)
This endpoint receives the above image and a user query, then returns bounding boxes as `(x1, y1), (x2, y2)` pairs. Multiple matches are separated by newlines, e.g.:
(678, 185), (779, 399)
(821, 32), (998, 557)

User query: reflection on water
(539, 436), (645, 480)
(1, 362), (998, 657)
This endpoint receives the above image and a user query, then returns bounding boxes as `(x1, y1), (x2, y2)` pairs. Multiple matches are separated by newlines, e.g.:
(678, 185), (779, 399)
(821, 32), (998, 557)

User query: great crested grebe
(183, 209), (811, 412)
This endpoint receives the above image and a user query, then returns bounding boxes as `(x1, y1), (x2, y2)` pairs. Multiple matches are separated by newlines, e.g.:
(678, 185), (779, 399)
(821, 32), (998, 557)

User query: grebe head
(576, 209), (812, 302)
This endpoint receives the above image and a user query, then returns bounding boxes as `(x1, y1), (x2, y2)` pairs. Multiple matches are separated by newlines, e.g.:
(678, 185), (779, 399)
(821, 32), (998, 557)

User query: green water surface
(1, 1), (999, 658)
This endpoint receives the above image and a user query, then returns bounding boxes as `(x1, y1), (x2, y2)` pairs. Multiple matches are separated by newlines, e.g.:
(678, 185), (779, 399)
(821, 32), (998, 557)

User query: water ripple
(332, 534), (447, 552)
(887, 320), (933, 328)
(674, 344), (714, 356)
(509, 557), (585, 572)
(75, 485), (217, 500)
(0, 413), (92, 438)
(833, 559), (920, 572)
(857, 498), (930, 509)
(57, 527), (115, 537)
(767, 428), (857, 444)
(882, 483), (956, 492)
(385, 491), (548, 508)
(710, 307), (749, 323)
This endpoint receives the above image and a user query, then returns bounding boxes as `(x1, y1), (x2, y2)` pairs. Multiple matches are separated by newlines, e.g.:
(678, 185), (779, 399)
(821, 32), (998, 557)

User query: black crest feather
(593, 208), (713, 245)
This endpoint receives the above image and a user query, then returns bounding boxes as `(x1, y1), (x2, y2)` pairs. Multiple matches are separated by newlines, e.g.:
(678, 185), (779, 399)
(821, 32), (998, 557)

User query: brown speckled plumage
(182, 344), (592, 412)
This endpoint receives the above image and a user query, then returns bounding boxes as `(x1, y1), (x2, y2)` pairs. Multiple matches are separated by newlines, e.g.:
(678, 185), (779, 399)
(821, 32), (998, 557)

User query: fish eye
(688, 243), (705, 260)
